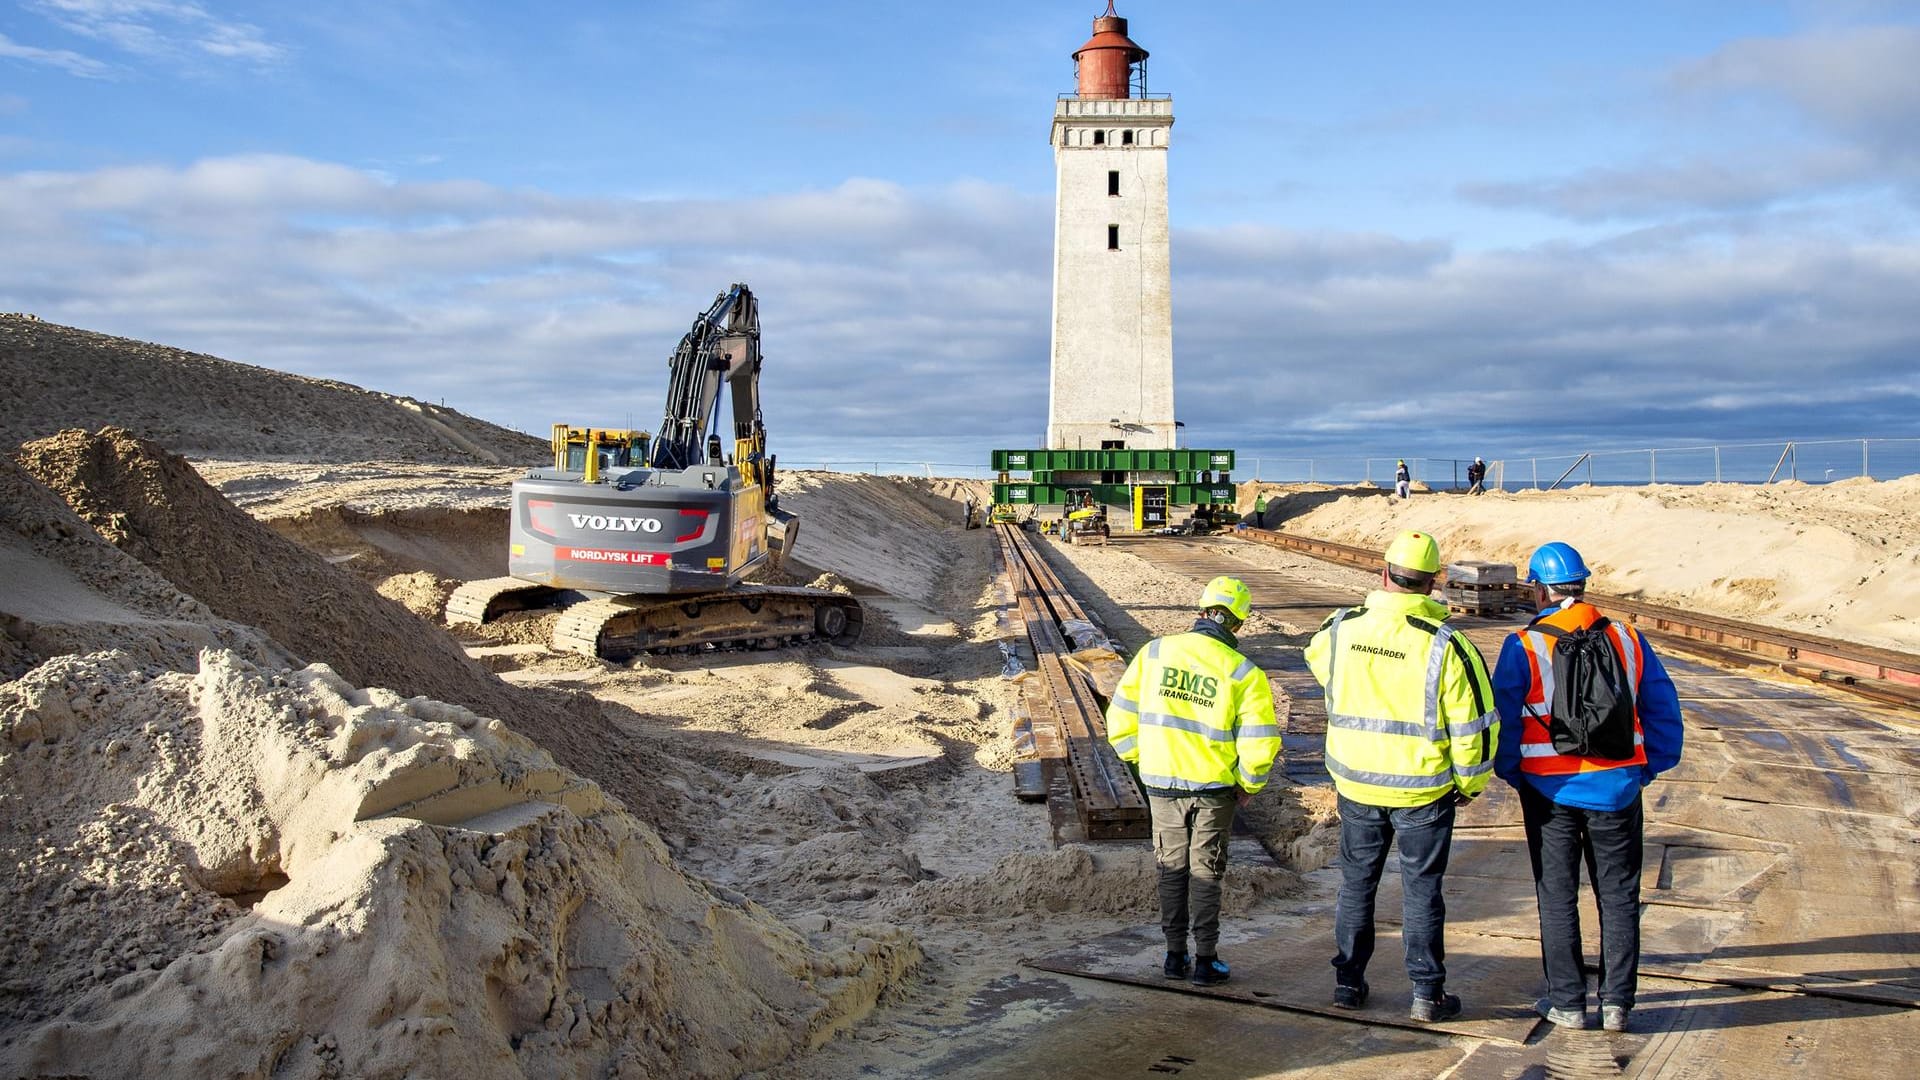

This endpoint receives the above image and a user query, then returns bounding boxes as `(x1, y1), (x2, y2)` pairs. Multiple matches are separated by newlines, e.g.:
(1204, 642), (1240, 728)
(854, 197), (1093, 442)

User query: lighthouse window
(1122, 130), (1134, 145)
(1108, 170), (1120, 196)
(1093, 130), (1106, 146)
(1107, 225), (1120, 250)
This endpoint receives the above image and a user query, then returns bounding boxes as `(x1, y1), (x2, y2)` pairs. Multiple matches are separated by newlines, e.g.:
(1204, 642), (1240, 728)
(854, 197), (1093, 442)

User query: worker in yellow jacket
(1107, 576), (1281, 988)
(1305, 530), (1497, 1024)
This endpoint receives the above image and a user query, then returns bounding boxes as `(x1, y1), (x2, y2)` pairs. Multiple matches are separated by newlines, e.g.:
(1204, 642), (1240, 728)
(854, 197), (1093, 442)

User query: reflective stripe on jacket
(1304, 590), (1499, 807)
(1515, 601), (1648, 775)
(1105, 627), (1282, 796)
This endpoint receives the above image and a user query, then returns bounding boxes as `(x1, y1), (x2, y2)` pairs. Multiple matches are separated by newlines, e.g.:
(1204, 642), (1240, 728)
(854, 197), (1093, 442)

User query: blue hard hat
(1527, 541), (1591, 585)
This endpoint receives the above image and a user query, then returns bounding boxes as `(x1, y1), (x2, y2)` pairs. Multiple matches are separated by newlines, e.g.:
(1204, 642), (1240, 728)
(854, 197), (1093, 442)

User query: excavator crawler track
(445, 576), (565, 625)
(551, 584), (864, 660)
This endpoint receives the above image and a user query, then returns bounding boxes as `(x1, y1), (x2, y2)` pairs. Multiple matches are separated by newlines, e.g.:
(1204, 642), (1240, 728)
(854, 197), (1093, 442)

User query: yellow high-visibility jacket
(1106, 624), (1282, 795)
(1304, 590), (1498, 807)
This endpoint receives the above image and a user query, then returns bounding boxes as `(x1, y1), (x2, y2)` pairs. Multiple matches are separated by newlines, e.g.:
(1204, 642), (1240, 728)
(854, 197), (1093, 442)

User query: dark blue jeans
(1332, 792), (1456, 996)
(1520, 783), (1644, 1010)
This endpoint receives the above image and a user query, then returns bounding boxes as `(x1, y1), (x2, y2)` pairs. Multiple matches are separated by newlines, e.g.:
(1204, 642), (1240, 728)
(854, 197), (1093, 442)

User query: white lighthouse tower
(1045, 2), (1175, 451)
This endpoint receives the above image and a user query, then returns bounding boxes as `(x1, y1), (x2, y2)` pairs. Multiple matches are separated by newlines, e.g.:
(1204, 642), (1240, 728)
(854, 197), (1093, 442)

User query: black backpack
(1538, 618), (1637, 759)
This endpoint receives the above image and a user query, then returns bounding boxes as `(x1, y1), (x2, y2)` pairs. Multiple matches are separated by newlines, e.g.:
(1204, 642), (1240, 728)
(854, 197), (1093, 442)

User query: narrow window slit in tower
(1093, 130), (1106, 146)
(1108, 225), (1120, 250)
(1122, 130), (1134, 145)
(1108, 170), (1120, 197)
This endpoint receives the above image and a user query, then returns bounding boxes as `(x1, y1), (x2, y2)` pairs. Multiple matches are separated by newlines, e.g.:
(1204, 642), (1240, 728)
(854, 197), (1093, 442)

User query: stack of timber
(1443, 560), (1523, 616)
(996, 523), (1149, 841)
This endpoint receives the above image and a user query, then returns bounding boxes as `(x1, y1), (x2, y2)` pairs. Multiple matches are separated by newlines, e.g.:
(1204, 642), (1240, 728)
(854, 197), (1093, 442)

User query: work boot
(1190, 956), (1231, 986)
(1536, 998), (1590, 1029)
(1162, 952), (1190, 980)
(1601, 1004), (1630, 1032)
(1332, 981), (1370, 1010)
(1410, 991), (1462, 1023)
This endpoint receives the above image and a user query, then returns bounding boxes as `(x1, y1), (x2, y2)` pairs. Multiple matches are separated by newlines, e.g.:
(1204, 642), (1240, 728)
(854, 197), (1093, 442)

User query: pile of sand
(17, 429), (533, 721)
(0, 648), (917, 1077)
(12, 428), (773, 838)
(0, 456), (282, 680)
(1245, 479), (1920, 652)
(776, 472), (986, 606)
(0, 316), (544, 465)
(2, 431), (933, 1076)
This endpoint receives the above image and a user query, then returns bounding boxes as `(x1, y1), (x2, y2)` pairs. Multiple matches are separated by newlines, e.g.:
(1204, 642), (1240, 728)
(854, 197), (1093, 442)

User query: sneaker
(1410, 991), (1462, 1023)
(1601, 1004), (1630, 1032)
(1333, 981), (1370, 1010)
(1190, 956), (1231, 986)
(1162, 952), (1190, 980)
(1536, 998), (1590, 1029)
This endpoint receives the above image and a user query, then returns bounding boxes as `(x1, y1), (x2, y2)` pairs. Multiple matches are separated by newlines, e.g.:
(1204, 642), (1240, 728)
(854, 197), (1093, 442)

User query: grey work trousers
(1150, 792), (1238, 956)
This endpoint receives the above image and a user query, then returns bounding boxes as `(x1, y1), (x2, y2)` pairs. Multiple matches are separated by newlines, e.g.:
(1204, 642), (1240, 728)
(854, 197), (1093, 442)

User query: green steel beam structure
(992, 448), (1235, 472)
(992, 482), (1234, 506)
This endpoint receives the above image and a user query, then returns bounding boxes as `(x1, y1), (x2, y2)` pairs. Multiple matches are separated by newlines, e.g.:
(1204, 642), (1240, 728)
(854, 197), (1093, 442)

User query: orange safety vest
(1517, 602), (1648, 775)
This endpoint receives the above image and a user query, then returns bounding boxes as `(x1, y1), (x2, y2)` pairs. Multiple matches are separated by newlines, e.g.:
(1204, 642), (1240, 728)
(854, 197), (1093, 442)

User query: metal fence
(781, 439), (1920, 488)
(1246, 439), (1920, 490)
(780, 460), (1002, 479)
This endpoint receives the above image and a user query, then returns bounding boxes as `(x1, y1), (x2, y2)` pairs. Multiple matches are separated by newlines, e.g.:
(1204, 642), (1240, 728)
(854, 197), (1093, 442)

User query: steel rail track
(1238, 527), (1920, 706)
(996, 524), (1148, 839)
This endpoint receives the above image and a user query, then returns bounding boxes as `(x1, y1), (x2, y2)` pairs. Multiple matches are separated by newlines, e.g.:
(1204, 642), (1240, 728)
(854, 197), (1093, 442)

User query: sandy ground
(8, 319), (1915, 1077)
(6, 426), (1917, 1072)
(7, 438), (1912, 1068)
(1243, 478), (1920, 653)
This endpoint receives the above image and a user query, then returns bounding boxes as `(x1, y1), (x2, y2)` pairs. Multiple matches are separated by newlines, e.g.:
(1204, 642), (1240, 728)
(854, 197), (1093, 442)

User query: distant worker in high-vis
(1306, 530), (1497, 1024)
(1107, 576), (1282, 989)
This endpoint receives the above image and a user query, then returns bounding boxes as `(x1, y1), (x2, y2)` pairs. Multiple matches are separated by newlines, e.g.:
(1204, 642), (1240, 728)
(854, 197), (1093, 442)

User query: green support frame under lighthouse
(988, 448), (1236, 510)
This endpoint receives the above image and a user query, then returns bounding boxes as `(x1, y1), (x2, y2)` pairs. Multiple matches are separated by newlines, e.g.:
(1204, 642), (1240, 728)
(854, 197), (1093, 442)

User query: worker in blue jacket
(1492, 542), (1684, 1034)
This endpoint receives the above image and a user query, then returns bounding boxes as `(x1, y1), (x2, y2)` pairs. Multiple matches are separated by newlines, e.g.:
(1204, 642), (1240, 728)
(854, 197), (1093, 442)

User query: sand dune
(1, 315), (544, 465)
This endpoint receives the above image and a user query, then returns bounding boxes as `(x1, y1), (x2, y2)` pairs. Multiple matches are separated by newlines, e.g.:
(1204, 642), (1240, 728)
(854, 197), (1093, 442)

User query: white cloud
(2, 154), (1915, 464)
(0, 31), (112, 78)
(28, 0), (286, 70)
(1675, 24), (1920, 153)
(1459, 148), (1880, 221)
(1461, 24), (1920, 222)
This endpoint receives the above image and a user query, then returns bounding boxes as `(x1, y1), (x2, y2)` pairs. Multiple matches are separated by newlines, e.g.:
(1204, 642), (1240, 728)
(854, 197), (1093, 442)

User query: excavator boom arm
(649, 284), (765, 474)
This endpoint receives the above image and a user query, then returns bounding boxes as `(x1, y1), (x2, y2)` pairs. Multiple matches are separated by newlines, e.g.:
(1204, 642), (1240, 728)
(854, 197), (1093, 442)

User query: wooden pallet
(1444, 581), (1522, 616)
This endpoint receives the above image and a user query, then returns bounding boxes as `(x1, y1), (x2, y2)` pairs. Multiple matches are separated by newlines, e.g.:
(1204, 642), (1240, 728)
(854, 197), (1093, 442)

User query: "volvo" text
(567, 514), (663, 533)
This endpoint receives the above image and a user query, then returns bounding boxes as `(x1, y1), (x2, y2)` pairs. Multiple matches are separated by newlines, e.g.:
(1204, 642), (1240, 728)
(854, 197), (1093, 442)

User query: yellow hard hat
(1198, 576), (1253, 621)
(1384, 530), (1441, 574)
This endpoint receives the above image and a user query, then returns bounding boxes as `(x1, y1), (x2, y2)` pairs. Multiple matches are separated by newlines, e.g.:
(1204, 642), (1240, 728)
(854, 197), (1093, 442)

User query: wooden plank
(1710, 760), (1918, 822)
(1693, 889), (1920, 998)
(1454, 975), (1920, 1080)
(1720, 728), (1920, 776)
(1633, 976), (1920, 1058)
(1685, 698), (1895, 733)
(1667, 795), (1919, 853)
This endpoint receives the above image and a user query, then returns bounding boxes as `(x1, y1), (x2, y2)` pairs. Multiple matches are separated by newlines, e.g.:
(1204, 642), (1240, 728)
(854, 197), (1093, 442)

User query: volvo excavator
(445, 284), (863, 659)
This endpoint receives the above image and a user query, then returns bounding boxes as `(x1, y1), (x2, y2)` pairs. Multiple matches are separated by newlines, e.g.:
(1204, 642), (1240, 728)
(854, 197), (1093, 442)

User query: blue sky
(3, 0), (1918, 472)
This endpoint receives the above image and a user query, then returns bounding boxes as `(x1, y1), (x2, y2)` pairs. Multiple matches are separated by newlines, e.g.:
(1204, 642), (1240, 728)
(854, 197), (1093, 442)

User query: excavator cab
(552, 426), (651, 478)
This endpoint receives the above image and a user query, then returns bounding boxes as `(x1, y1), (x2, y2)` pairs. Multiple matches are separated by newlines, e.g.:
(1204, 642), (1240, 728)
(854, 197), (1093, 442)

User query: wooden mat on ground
(1448, 975), (1920, 1080)
(939, 981), (1464, 1079)
(1024, 922), (1545, 1045)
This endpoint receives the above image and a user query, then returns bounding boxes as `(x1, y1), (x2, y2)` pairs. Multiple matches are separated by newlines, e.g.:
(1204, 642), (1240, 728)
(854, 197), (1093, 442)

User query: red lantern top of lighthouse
(1073, 2), (1148, 100)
